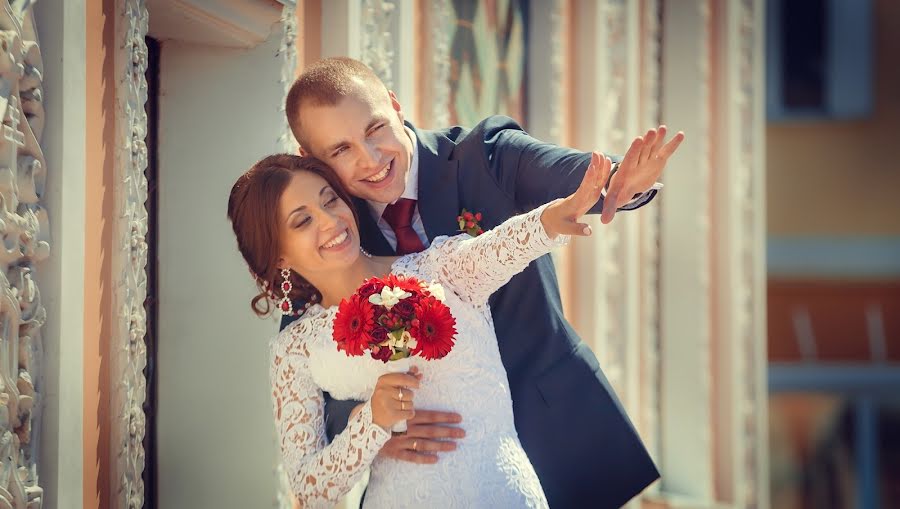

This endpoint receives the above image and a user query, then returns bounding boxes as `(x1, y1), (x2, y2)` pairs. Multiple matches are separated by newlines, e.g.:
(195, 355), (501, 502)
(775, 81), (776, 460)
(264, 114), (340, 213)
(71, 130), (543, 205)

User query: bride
(227, 152), (612, 508)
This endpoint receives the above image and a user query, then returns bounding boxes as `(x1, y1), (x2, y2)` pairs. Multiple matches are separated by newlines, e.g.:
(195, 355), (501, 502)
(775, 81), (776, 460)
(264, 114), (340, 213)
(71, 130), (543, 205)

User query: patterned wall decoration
(112, 0), (150, 507)
(594, 0), (631, 413)
(361, 0), (397, 90)
(0, 1), (47, 507)
(276, 4), (298, 507)
(443, 0), (528, 127)
(639, 0), (663, 469)
(0, 0), (47, 507)
(545, 0), (564, 144)
(277, 2), (299, 155)
(735, 0), (767, 503)
(428, 0), (454, 128)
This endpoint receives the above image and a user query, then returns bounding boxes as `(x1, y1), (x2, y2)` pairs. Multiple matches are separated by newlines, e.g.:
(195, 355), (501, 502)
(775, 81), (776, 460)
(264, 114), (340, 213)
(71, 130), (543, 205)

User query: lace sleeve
(270, 321), (392, 507)
(422, 202), (569, 305)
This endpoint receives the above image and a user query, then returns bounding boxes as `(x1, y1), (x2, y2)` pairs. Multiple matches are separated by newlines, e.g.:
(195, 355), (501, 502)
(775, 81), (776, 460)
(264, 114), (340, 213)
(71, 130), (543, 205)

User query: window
(766, 0), (873, 120)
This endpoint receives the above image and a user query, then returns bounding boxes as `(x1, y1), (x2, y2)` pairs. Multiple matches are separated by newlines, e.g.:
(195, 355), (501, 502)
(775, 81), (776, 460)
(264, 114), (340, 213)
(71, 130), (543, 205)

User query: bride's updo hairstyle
(227, 154), (359, 317)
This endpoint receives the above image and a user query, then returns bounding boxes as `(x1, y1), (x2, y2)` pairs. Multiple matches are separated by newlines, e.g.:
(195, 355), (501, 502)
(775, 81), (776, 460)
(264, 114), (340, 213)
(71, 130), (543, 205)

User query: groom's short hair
(286, 57), (387, 148)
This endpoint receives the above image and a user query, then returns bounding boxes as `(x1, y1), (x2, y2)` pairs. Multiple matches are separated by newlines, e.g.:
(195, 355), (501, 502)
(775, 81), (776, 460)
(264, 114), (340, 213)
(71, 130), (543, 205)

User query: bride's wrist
(540, 199), (564, 240)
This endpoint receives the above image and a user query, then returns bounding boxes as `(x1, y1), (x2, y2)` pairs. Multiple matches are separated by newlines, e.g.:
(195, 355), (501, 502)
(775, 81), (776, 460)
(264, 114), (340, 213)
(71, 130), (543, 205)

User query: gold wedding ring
(412, 440), (418, 451)
(401, 400), (405, 411)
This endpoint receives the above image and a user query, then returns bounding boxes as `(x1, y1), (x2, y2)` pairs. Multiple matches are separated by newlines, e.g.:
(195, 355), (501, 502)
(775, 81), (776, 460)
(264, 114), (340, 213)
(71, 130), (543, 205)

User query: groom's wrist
(603, 162), (620, 193)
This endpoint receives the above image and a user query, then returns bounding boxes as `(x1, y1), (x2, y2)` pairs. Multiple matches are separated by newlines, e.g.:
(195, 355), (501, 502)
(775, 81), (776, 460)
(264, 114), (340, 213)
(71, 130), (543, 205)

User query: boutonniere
(457, 208), (485, 237)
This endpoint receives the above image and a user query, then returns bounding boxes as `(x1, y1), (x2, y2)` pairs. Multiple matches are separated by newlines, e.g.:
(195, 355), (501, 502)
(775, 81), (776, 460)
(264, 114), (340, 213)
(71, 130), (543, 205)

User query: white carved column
(527, 0), (565, 146)
(112, 1), (150, 507)
(638, 0), (663, 478)
(653, 0), (768, 506)
(425, 0), (452, 128)
(570, 0), (646, 422)
(712, 0), (768, 506)
(276, 4), (299, 507)
(0, 1), (48, 507)
(278, 2), (299, 154)
(358, 0), (417, 119)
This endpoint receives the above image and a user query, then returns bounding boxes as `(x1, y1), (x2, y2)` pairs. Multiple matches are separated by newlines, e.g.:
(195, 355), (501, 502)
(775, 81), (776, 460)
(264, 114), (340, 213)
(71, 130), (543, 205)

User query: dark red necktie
(381, 198), (426, 255)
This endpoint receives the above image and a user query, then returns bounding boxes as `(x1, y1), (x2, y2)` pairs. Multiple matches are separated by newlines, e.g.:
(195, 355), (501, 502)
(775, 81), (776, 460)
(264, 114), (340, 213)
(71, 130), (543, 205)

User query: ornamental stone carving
(0, 0), (47, 507)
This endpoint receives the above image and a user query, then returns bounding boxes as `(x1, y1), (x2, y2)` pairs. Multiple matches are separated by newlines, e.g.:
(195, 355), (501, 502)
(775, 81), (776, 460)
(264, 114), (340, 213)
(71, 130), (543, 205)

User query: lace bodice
(269, 203), (566, 507)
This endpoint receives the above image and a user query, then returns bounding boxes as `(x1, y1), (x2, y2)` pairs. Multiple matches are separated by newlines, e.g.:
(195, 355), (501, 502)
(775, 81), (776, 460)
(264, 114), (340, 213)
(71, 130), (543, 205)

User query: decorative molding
(639, 0), (662, 470)
(429, 0), (453, 127)
(0, 1), (47, 506)
(714, 0), (767, 505)
(598, 0), (639, 415)
(736, 0), (767, 504)
(146, 0), (285, 48)
(547, 0), (565, 144)
(275, 4), (297, 507)
(277, 1), (298, 154)
(595, 0), (639, 408)
(360, 0), (396, 89)
(113, 1), (150, 507)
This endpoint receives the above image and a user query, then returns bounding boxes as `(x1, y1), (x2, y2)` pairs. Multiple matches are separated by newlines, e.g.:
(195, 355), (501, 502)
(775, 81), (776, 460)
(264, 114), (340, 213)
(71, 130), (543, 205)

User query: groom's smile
(361, 160), (393, 185)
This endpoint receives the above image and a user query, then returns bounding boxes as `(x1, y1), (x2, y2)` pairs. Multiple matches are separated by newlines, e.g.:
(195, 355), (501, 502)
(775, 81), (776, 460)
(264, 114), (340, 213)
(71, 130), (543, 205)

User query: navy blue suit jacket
(281, 116), (659, 508)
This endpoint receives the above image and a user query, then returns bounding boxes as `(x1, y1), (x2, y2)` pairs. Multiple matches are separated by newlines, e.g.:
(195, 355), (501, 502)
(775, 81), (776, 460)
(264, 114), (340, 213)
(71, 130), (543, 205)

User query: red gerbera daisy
(333, 294), (375, 356)
(410, 297), (457, 360)
(385, 274), (424, 295)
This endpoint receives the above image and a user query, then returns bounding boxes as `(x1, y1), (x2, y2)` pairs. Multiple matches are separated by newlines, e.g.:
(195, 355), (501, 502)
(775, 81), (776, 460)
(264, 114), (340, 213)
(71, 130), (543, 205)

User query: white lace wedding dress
(269, 203), (566, 508)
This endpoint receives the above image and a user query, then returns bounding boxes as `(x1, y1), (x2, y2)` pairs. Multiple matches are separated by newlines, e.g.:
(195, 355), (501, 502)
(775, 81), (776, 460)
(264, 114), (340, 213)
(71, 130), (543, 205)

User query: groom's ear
(388, 90), (405, 124)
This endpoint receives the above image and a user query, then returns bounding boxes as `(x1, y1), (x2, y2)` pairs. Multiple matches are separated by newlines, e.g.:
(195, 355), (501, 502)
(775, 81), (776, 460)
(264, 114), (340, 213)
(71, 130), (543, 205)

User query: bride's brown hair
(227, 154), (359, 317)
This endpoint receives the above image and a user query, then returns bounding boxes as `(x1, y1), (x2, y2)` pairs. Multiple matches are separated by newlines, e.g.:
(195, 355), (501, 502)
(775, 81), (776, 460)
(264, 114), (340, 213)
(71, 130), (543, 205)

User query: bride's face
(277, 171), (360, 278)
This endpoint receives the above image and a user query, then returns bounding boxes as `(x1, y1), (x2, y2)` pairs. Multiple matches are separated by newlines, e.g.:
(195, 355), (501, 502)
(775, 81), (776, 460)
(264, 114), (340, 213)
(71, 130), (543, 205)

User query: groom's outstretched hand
(378, 410), (466, 464)
(601, 125), (685, 224)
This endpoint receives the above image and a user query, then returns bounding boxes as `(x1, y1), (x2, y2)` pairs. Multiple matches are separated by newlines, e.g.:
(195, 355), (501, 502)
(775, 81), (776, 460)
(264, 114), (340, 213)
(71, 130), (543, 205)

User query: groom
(281, 57), (683, 508)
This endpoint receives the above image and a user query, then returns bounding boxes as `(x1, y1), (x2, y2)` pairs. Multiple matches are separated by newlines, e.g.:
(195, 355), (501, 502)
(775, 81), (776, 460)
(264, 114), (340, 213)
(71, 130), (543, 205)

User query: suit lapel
(412, 124), (460, 241)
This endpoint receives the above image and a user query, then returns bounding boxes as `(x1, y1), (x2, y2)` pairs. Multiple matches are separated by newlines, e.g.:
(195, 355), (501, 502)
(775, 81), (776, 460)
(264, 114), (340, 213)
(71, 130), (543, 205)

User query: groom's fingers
(618, 136), (644, 174)
(656, 130), (685, 160)
(408, 437), (457, 453)
(408, 410), (463, 426)
(381, 439), (439, 464)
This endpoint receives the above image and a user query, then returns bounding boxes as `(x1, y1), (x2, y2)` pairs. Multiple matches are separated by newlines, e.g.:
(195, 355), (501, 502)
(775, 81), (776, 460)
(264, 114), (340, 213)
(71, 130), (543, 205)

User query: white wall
(157, 30), (285, 509)
(33, 1), (86, 506)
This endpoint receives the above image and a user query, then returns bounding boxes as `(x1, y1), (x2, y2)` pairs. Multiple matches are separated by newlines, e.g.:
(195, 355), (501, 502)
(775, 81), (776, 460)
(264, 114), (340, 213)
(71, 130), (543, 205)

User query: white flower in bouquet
(368, 286), (411, 309)
(426, 283), (446, 302)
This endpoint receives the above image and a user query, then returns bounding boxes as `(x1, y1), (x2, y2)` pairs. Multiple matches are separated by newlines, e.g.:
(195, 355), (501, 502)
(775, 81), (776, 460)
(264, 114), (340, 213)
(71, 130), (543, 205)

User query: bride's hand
(541, 152), (613, 239)
(370, 370), (421, 430)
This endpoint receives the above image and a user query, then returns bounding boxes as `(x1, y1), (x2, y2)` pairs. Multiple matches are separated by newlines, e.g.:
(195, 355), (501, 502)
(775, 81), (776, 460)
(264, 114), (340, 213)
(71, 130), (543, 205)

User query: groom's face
(297, 86), (413, 204)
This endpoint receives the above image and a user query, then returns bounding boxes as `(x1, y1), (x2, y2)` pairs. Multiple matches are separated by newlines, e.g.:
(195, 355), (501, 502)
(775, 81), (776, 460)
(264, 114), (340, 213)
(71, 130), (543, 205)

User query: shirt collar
(368, 126), (419, 219)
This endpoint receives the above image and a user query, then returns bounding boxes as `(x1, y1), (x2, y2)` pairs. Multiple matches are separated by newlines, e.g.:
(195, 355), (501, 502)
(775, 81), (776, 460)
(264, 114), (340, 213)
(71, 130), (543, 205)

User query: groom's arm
(480, 117), (658, 213)
(322, 393), (361, 441)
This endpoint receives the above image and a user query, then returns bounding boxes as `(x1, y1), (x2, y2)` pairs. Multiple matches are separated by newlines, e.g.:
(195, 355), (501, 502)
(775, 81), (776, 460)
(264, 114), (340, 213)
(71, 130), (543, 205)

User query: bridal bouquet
(333, 274), (458, 363)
